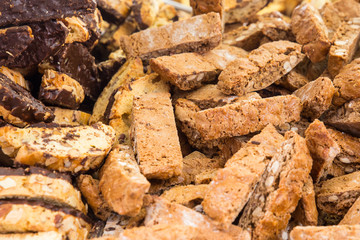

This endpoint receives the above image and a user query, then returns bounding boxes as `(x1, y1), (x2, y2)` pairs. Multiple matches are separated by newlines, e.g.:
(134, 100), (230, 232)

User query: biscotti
(224, 0), (268, 24)
(161, 184), (208, 208)
(0, 167), (86, 213)
(292, 176), (318, 226)
(0, 26), (34, 67)
(290, 225), (360, 240)
(0, 123), (115, 173)
(325, 98), (360, 137)
(202, 124), (284, 229)
(328, 19), (360, 78)
(305, 120), (340, 182)
(131, 92), (183, 180)
(76, 175), (111, 221)
(293, 77), (336, 120)
(150, 53), (219, 91)
(332, 58), (360, 106)
(238, 131), (312, 240)
(0, 73), (54, 127)
(218, 41), (304, 95)
(316, 171), (360, 223)
(120, 12), (222, 61)
(0, 200), (91, 240)
(51, 107), (90, 126)
(291, 3), (331, 63)
(0, 67), (30, 91)
(98, 0), (131, 24)
(132, 0), (160, 30)
(39, 70), (85, 109)
(90, 58), (144, 124)
(99, 145), (150, 217)
(109, 73), (169, 144)
(188, 95), (301, 140)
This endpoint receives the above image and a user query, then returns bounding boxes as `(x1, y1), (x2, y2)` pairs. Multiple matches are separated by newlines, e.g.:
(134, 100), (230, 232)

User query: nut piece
(39, 70), (85, 109)
(99, 145), (150, 217)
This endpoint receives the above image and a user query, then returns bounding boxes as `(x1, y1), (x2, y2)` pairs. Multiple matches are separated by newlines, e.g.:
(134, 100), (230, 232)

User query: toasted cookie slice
(290, 225), (360, 240)
(0, 231), (65, 240)
(99, 145), (150, 217)
(238, 131), (312, 240)
(39, 70), (85, 109)
(0, 167), (86, 213)
(0, 73), (54, 127)
(0, 123), (115, 173)
(0, 200), (91, 240)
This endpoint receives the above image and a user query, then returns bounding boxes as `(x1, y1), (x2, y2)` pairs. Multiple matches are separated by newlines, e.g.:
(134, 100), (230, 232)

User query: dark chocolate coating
(6, 20), (68, 68)
(0, 73), (55, 124)
(0, 0), (96, 27)
(81, 10), (102, 49)
(39, 88), (81, 110)
(97, 58), (126, 90)
(0, 166), (72, 183)
(97, 0), (128, 24)
(0, 26), (34, 66)
(42, 43), (101, 100)
(0, 199), (92, 223)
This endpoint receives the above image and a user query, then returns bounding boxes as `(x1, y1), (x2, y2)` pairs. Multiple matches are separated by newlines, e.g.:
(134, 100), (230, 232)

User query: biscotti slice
(184, 84), (261, 110)
(0, 73), (54, 127)
(90, 58), (144, 124)
(223, 22), (264, 51)
(340, 196), (360, 224)
(160, 184), (208, 208)
(0, 167), (86, 213)
(316, 171), (360, 222)
(328, 19), (360, 78)
(290, 225), (360, 240)
(191, 95), (302, 140)
(120, 12), (222, 61)
(325, 98), (360, 137)
(76, 175), (111, 221)
(131, 92), (183, 180)
(39, 70), (85, 109)
(117, 224), (233, 240)
(202, 124), (284, 229)
(218, 41), (304, 95)
(320, 2), (344, 41)
(0, 123), (115, 173)
(0, 231), (65, 240)
(0, 67), (29, 91)
(0, 26), (34, 67)
(332, 0), (360, 19)
(0, 200), (91, 240)
(202, 44), (248, 70)
(275, 69), (310, 91)
(293, 77), (335, 120)
(99, 145), (150, 217)
(109, 73), (169, 144)
(150, 53), (219, 90)
(149, 151), (225, 194)
(51, 107), (90, 126)
(145, 197), (217, 230)
(292, 176), (318, 226)
(291, 3), (331, 63)
(332, 58), (360, 106)
(327, 128), (360, 177)
(238, 131), (313, 240)
(305, 120), (340, 182)
(224, 0), (268, 24)
(60, 16), (90, 44)
(98, 0), (131, 24)
(132, 0), (160, 30)
(191, 0), (224, 28)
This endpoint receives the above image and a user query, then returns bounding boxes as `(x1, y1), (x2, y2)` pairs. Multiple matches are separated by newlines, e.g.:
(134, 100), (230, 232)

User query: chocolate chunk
(0, 26), (34, 66)
(6, 20), (68, 68)
(41, 43), (101, 100)
(0, 0), (96, 27)
(0, 73), (54, 126)
(98, 0), (132, 24)
(80, 9), (102, 49)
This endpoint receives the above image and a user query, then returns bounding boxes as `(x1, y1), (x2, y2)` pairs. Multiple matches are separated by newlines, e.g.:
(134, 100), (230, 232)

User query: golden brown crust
(99, 145), (150, 217)
(160, 184), (208, 208)
(290, 225), (360, 240)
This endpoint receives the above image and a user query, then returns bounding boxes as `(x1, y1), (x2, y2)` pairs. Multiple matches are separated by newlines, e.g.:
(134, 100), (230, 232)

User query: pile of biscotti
(2, 0), (360, 239)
